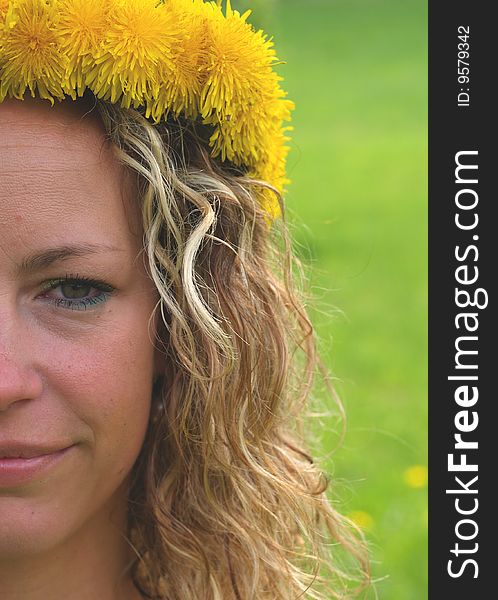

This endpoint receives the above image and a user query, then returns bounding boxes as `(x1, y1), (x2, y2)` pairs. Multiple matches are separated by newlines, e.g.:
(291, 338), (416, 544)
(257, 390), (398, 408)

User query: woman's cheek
(37, 304), (155, 467)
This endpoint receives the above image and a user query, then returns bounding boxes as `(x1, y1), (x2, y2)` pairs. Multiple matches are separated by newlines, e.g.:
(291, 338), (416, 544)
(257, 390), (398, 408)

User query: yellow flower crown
(0, 0), (294, 217)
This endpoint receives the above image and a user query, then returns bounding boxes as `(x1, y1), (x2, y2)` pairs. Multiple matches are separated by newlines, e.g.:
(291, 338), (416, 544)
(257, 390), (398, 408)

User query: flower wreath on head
(0, 0), (294, 218)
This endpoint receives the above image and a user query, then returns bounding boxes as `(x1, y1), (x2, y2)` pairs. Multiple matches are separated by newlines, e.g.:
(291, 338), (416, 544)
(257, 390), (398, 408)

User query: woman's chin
(0, 497), (69, 559)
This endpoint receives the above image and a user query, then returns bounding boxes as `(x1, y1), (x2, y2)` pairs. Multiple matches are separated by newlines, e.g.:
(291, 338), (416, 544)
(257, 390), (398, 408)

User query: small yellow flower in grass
(57, 0), (111, 99)
(348, 510), (374, 531)
(0, 0), (67, 103)
(86, 0), (180, 110)
(404, 465), (428, 489)
(200, 0), (280, 121)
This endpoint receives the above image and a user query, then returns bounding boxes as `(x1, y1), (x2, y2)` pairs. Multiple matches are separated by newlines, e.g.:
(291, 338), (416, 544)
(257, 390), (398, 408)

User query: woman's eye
(60, 282), (92, 299)
(38, 276), (115, 311)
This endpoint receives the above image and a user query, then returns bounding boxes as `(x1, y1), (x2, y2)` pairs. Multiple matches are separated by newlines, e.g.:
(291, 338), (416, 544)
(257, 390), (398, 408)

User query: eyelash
(38, 274), (115, 311)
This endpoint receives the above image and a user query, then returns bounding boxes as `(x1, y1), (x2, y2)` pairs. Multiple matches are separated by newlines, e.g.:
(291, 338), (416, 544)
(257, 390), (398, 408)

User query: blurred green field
(234, 1), (428, 598)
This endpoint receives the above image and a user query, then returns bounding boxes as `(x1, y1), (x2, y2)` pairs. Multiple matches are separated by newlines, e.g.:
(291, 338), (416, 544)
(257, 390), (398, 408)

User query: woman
(0, 1), (369, 598)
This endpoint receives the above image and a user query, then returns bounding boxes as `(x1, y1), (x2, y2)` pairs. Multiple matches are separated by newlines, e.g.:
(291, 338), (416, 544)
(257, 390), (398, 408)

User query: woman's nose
(0, 347), (43, 412)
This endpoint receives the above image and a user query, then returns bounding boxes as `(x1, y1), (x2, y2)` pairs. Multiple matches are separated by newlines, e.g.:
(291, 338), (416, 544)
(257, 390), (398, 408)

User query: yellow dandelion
(200, 0), (280, 121)
(57, 0), (111, 99)
(207, 111), (288, 219)
(254, 127), (292, 188)
(0, 0), (10, 51)
(348, 510), (374, 531)
(254, 184), (283, 222)
(146, 0), (208, 121)
(250, 124), (293, 219)
(208, 92), (292, 159)
(0, 0), (67, 104)
(0, 0), (9, 20)
(404, 465), (428, 489)
(207, 109), (259, 165)
(205, 90), (293, 219)
(86, 0), (180, 110)
(208, 93), (293, 168)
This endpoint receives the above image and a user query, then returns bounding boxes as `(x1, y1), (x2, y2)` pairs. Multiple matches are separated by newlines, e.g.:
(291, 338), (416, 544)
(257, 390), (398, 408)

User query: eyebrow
(19, 243), (121, 275)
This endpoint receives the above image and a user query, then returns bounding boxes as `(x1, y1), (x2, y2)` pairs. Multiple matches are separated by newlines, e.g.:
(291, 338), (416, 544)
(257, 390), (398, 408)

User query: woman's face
(0, 98), (159, 558)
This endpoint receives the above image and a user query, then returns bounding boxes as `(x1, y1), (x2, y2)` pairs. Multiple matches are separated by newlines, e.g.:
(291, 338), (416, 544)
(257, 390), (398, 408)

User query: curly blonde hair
(83, 94), (370, 600)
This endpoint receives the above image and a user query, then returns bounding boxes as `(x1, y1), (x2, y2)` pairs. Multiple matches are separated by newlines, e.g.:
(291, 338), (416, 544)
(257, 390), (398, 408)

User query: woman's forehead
(0, 97), (106, 161)
(0, 99), (142, 256)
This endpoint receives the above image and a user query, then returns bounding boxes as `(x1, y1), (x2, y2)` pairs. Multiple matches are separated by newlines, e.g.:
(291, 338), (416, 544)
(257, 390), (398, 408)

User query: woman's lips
(0, 445), (74, 487)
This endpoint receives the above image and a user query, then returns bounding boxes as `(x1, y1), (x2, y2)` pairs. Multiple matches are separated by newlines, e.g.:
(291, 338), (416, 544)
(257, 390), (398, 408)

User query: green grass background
(233, 1), (428, 598)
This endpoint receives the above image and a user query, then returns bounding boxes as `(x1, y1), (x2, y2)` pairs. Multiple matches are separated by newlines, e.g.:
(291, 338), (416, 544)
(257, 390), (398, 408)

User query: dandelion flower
(200, 0), (280, 121)
(57, 0), (111, 99)
(404, 465), (428, 489)
(348, 510), (374, 531)
(146, 0), (208, 121)
(0, 0), (9, 21)
(0, 0), (67, 104)
(209, 92), (293, 162)
(0, 0), (10, 51)
(250, 119), (293, 219)
(86, 0), (180, 109)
